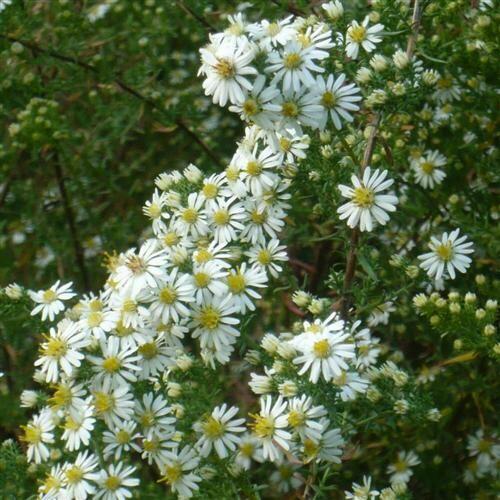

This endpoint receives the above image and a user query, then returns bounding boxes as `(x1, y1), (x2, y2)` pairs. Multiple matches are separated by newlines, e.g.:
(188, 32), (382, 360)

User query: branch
(0, 35), (223, 168)
(406, 0), (422, 59)
(176, 1), (216, 32)
(53, 157), (90, 290)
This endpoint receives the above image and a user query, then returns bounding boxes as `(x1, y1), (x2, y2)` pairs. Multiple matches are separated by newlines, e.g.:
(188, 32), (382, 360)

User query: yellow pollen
(243, 99), (259, 116)
(250, 209), (267, 224)
(140, 411), (156, 428)
(348, 24), (366, 43)
(313, 339), (331, 359)
(50, 384), (72, 408)
(182, 207), (198, 224)
(94, 391), (114, 414)
(115, 322), (133, 337)
(246, 160), (263, 177)
(126, 255), (146, 274)
(421, 161), (435, 174)
(122, 299), (137, 313)
(239, 442), (255, 457)
(437, 77), (453, 89)
(146, 203), (162, 219)
(42, 336), (68, 359)
(138, 342), (159, 360)
(267, 22), (280, 36)
(143, 438), (159, 453)
(202, 183), (218, 199)
(21, 425), (42, 444)
(163, 232), (179, 247)
(65, 466), (83, 485)
(159, 286), (177, 304)
(257, 249), (272, 265)
(160, 463), (183, 485)
(194, 272), (210, 288)
(64, 416), (80, 431)
(213, 209), (230, 226)
(194, 248), (212, 263)
(202, 416), (225, 438)
(353, 186), (375, 208)
(478, 439), (492, 453)
(116, 429), (131, 444)
(89, 299), (103, 312)
(225, 165), (239, 182)
(105, 475), (121, 491)
(87, 311), (102, 327)
(102, 356), (121, 373)
(198, 307), (221, 330)
(214, 58), (235, 78)
(321, 91), (337, 108)
(288, 410), (306, 428)
(303, 438), (319, 457)
(42, 474), (61, 493)
(43, 289), (57, 302)
(334, 371), (347, 386)
(306, 323), (321, 334)
(279, 137), (291, 152)
(283, 52), (302, 69)
(250, 414), (275, 438)
(282, 101), (299, 118)
(227, 273), (246, 294)
(394, 459), (408, 472)
(435, 243), (453, 262)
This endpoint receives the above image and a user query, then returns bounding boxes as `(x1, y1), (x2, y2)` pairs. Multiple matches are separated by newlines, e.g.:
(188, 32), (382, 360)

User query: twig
(0, 34), (223, 167)
(176, 1), (216, 32)
(406, 0), (422, 59)
(53, 158), (90, 289)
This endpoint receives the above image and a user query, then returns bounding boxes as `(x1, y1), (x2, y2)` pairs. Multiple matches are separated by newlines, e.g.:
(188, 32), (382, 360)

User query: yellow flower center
(64, 416), (80, 431)
(41, 474), (61, 493)
(394, 459), (408, 472)
(246, 160), (262, 177)
(140, 411), (156, 428)
(50, 384), (72, 408)
(287, 410), (306, 428)
(283, 52), (302, 69)
(194, 248), (212, 264)
(267, 22), (280, 36)
(250, 209), (267, 225)
(163, 232), (179, 247)
(257, 249), (272, 265)
(243, 99), (259, 116)
(303, 438), (319, 458)
(105, 475), (121, 491)
(65, 466), (84, 485)
(116, 429), (131, 444)
(313, 339), (331, 359)
(43, 336), (68, 359)
(297, 33), (311, 48)
(250, 414), (275, 438)
(138, 342), (159, 360)
(202, 183), (218, 199)
(279, 137), (291, 152)
(198, 307), (221, 330)
(421, 161), (435, 174)
(122, 299), (137, 313)
(215, 58), (235, 78)
(159, 286), (177, 304)
(282, 101), (299, 118)
(202, 416), (225, 438)
(478, 439), (492, 453)
(353, 186), (375, 208)
(102, 356), (121, 373)
(87, 311), (102, 327)
(225, 165), (239, 182)
(182, 207), (198, 224)
(321, 91), (337, 108)
(89, 299), (103, 312)
(160, 463), (183, 485)
(240, 442), (255, 457)
(435, 242), (453, 262)
(146, 203), (162, 219)
(94, 391), (114, 414)
(348, 24), (366, 43)
(306, 323), (321, 334)
(227, 273), (246, 294)
(22, 425), (42, 444)
(126, 255), (146, 274)
(115, 322), (133, 337)
(213, 209), (230, 226)
(43, 289), (57, 303)
(437, 77), (453, 89)
(143, 438), (159, 453)
(194, 271), (211, 288)
(333, 371), (347, 386)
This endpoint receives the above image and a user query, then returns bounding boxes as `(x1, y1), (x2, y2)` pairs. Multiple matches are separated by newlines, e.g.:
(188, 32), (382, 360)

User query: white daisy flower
(412, 150), (447, 189)
(195, 403), (246, 458)
(387, 450), (420, 484)
(115, 239), (168, 298)
(245, 239), (288, 278)
(174, 192), (209, 238)
(135, 392), (176, 439)
(21, 408), (55, 463)
(290, 310), (345, 346)
(158, 446), (202, 498)
(95, 463), (140, 500)
(266, 40), (325, 92)
(287, 395), (327, 442)
(136, 335), (176, 379)
(35, 321), (90, 383)
(337, 167), (398, 232)
(48, 379), (87, 415)
(241, 203), (286, 245)
(143, 189), (169, 234)
(148, 269), (195, 323)
(345, 475), (380, 500)
(79, 306), (120, 341)
(229, 74), (281, 129)
(293, 332), (356, 383)
(199, 36), (257, 106)
(89, 336), (140, 387)
(191, 261), (229, 303)
(207, 197), (246, 244)
(63, 450), (100, 499)
(249, 395), (292, 462)
(38, 463), (67, 498)
(322, 0), (344, 21)
(92, 379), (135, 428)
(269, 129), (310, 164)
(225, 263), (268, 313)
(272, 87), (324, 131)
(418, 228), (474, 280)
(61, 402), (96, 451)
(109, 294), (148, 330)
(141, 432), (177, 468)
(270, 462), (304, 493)
(29, 280), (76, 321)
(314, 73), (362, 130)
(302, 421), (345, 463)
(467, 429), (500, 473)
(345, 18), (384, 60)
(103, 421), (142, 461)
(235, 433), (264, 470)
(367, 301), (396, 327)
(199, 173), (230, 209)
(332, 371), (369, 401)
(248, 16), (297, 50)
